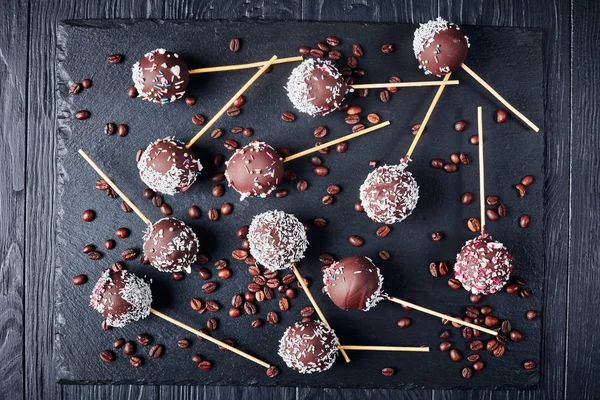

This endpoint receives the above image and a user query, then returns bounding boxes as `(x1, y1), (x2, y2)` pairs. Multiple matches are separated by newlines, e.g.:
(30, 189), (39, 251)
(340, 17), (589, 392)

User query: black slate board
(54, 20), (544, 389)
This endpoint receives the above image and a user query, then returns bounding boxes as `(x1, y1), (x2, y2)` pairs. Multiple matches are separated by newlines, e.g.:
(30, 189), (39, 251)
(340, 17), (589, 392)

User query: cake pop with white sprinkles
(323, 256), (384, 311)
(454, 233), (513, 295)
(137, 137), (202, 196)
(286, 58), (348, 116)
(247, 210), (308, 271)
(143, 218), (200, 273)
(225, 141), (284, 200)
(278, 319), (339, 373)
(413, 17), (470, 76)
(359, 162), (420, 224)
(90, 269), (152, 328)
(132, 48), (190, 104)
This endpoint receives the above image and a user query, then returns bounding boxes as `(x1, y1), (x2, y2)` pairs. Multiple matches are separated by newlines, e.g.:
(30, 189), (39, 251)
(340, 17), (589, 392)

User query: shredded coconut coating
(278, 320), (339, 373)
(248, 210), (309, 271)
(137, 137), (202, 196)
(143, 218), (199, 273)
(285, 58), (347, 116)
(132, 48), (187, 104)
(359, 163), (420, 224)
(454, 233), (513, 295)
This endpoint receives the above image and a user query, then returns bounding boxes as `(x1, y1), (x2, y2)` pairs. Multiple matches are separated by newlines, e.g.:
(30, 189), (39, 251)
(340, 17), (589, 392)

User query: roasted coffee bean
(326, 36), (340, 46)
(198, 360), (212, 370)
(454, 120), (468, 132)
(439, 341), (452, 352)
(515, 182), (527, 197)
(151, 195), (164, 207)
(87, 251), (102, 261)
(460, 192), (474, 205)
(212, 259), (227, 270)
(242, 301), (257, 316)
(254, 275), (267, 286)
(191, 354), (203, 364)
(321, 194), (333, 206)
(190, 298), (203, 311)
(520, 288), (530, 299)
(323, 184), (340, 196)
(467, 218), (481, 232)
(509, 329), (524, 342)
(381, 43), (394, 54)
(313, 166), (329, 176)
(263, 365), (279, 378)
(128, 355), (142, 368)
(462, 367), (472, 379)
(127, 85), (138, 98)
(137, 334), (151, 346)
(176, 338), (190, 349)
(104, 122), (116, 136)
(397, 317), (411, 328)
(411, 124), (422, 135)
(232, 249), (248, 261)
(204, 318), (217, 331)
(117, 124), (128, 137)
(115, 227), (130, 239)
(207, 208), (219, 221)
(486, 209), (500, 222)
(449, 349), (462, 362)
(69, 82), (82, 95)
(158, 203), (171, 216)
(486, 195), (499, 206)
(466, 354), (480, 363)
(472, 360), (485, 372)
(347, 56), (357, 68)
(309, 48), (325, 58)
(75, 110), (90, 120)
(501, 320), (512, 334)
(281, 111), (296, 122)
(190, 114), (206, 126)
(480, 305), (493, 315)
(484, 315), (499, 327)
(226, 106), (241, 117)
(439, 330), (450, 340)
(100, 320), (111, 331)
(486, 338), (499, 352)
(497, 204), (509, 218)
(228, 307), (241, 318)
(231, 126), (243, 135)
(523, 360), (536, 370)
(431, 232), (443, 241)
(450, 153), (460, 164)
(279, 297), (289, 311)
(496, 109), (507, 123)
(82, 209), (96, 222)
(354, 201), (364, 212)
(263, 287), (274, 300)
(100, 350), (115, 363)
(266, 278), (280, 289)
(448, 278), (462, 289)
(202, 282), (218, 294)
(267, 311), (279, 325)
(217, 268), (231, 279)
(505, 283), (520, 294)
(142, 188), (155, 200)
(346, 105), (361, 115)
(229, 38), (240, 52)
(327, 49), (342, 61)
(376, 225), (391, 237)
(149, 344), (164, 359)
(298, 46), (311, 55)
(379, 89), (390, 103)
(106, 187), (118, 198)
(462, 327), (474, 339)
(209, 128), (223, 139)
(459, 152), (470, 165)
(209, 184), (224, 198)
(108, 53), (123, 64)
(249, 318), (263, 329)
(521, 175), (535, 187)
(95, 179), (109, 191)
(470, 294), (482, 304)
(182, 95), (196, 106)
(351, 124), (365, 133)
(465, 306), (480, 318)
(429, 263), (439, 277)
(349, 235), (364, 247)
(335, 141), (348, 153)
(381, 367), (395, 377)
(248, 281), (261, 292)
(431, 158), (444, 169)
(492, 344), (505, 357)
(444, 163), (457, 173)
(365, 113), (380, 124)
(319, 254), (335, 265)
(526, 310), (538, 320)
(205, 301), (220, 312)
(344, 114), (360, 125)
(123, 341), (136, 355)
(72, 274), (87, 285)
(470, 135), (479, 145)
(520, 214), (531, 228)
(111, 261), (124, 272)
(352, 43), (363, 57)
(469, 340), (484, 351)
(112, 338), (125, 350)
(357, 88), (368, 97)
(121, 248), (138, 261)
(104, 239), (115, 250)
(378, 250), (390, 260)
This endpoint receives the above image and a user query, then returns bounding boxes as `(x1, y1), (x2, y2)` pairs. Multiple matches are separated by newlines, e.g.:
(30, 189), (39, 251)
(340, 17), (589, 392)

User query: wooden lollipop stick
(350, 80), (459, 89)
(186, 55), (278, 148)
(291, 265), (351, 363)
(478, 106), (486, 234)
(385, 295), (498, 336)
(461, 64), (540, 132)
(189, 56), (303, 74)
(284, 121), (391, 163)
(405, 73), (452, 160)
(78, 149), (152, 226)
(150, 308), (271, 369)
(338, 345), (430, 352)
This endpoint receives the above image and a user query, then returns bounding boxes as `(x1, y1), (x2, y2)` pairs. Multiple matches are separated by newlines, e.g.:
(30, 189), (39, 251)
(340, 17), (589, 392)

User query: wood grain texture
(568, 0), (600, 399)
(0, 0), (28, 399)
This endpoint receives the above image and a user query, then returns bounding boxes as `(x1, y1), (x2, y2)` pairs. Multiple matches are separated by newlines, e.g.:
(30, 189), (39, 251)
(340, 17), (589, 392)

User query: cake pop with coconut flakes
(90, 269), (152, 328)
(247, 210), (308, 271)
(137, 137), (202, 196)
(132, 48), (190, 104)
(286, 58), (348, 116)
(278, 319), (339, 373)
(413, 17), (470, 76)
(359, 162), (420, 224)
(142, 218), (200, 273)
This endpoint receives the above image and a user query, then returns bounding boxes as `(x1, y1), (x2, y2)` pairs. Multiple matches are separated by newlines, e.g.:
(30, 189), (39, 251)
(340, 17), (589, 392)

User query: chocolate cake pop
(225, 141), (284, 200)
(286, 58), (348, 116)
(132, 48), (190, 104)
(278, 319), (339, 373)
(323, 256), (384, 311)
(359, 163), (420, 224)
(137, 137), (202, 196)
(455, 233), (513, 295)
(247, 210), (308, 271)
(413, 17), (470, 76)
(143, 218), (200, 273)
(90, 269), (152, 327)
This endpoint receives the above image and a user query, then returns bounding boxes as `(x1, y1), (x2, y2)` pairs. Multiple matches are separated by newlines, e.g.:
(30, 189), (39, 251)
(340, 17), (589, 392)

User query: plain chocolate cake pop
(247, 210), (308, 271)
(90, 269), (152, 327)
(143, 218), (200, 273)
(454, 233), (513, 295)
(322, 256), (384, 311)
(286, 58), (348, 116)
(359, 163), (420, 224)
(278, 319), (339, 373)
(225, 141), (284, 200)
(132, 48), (190, 104)
(137, 137), (202, 196)
(413, 17), (470, 76)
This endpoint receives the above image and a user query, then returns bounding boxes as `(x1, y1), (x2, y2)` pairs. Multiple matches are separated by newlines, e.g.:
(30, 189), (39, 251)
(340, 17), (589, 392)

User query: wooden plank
(0, 0), (28, 399)
(27, 1), (165, 399)
(60, 384), (159, 399)
(567, 0), (600, 399)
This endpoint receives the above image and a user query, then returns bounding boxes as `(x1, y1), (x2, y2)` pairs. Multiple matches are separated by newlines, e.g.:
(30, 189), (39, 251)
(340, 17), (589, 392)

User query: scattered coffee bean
(381, 367), (395, 377)
(439, 341), (452, 352)
(232, 249), (248, 261)
(159, 203), (174, 216)
(469, 340), (484, 351)
(448, 278), (462, 289)
(467, 217), (481, 232)
(480, 305), (492, 315)
(281, 111), (296, 122)
(313, 166), (329, 176)
(523, 360), (536, 370)
(111, 262), (124, 272)
(526, 310), (538, 320)
(431, 232), (442, 241)
(521, 175), (535, 187)
(72, 274), (87, 285)
(310, 48), (325, 57)
(349, 235), (364, 247)
(226, 106), (240, 117)
(443, 163), (457, 173)
(429, 263), (439, 277)
(107, 53), (123, 64)
(279, 297), (289, 311)
(191, 114), (205, 126)
(381, 43), (394, 54)
(115, 227), (129, 239)
(116, 124), (128, 137)
(149, 344), (163, 359)
(454, 120), (468, 132)
(520, 288), (530, 299)
(321, 194), (334, 205)
(497, 204), (509, 218)
(205, 301), (220, 312)
(376, 225), (391, 238)
(459, 152), (470, 165)
(450, 153), (460, 164)
(486, 195), (499, 206)
(379, 89), (390, 103)
(509, 329), (524, 342)
(130, 356), (143, 368)
(229, 38), (240, 52)
(202, 282), (218, 294)
(470, 294), (482, 304)
(151, 195), (163, 207)
(123, 341), (136, 356)
(484, 315), (499, 327)
(100, 350), (115, 363)
(137, 334), (151, 346)
(82, 209), (96, 222)
(326, 36), (340, 46)
(208, 208), (219, 221)
(449, 349), (462, 362)
(496, 109), (507, 123)
(336, 141), (348, 153)
(88, 251), (102, 261)
(121, 248), (137, 261)
(127, 85), (138, 98)
(520, 214), (531, 228)
(470, 135), (479, 145)
(431, 158), (444, 169)
(378, 250), (390, 260)
(411, 124), (422, 135)
(486, 209), (500, 222)
(515, 183), (526, 197)
(232, 95), (245, 108)
(298, 46), (311, 56)
(198, 360), (212, 370)
(104, 239), (115, 250)
(472, 360), (485, 372)
(227, 307), (240, 318)
(438, 262), (449, 275)
(69, 82), (82, 95)
(501, 320), (512, 334)
(462, 367), (472, 379)
(354, 201), (364, 212)
(352, 44), (363, 57)
(267, 311), (279, 325)
(397, 317), (411, 328)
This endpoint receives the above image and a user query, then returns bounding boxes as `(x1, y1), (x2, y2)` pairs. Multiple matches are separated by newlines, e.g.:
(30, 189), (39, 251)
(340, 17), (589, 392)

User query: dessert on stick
(132, 48), (301, 104)
(454, 107), (513, 294)
(286, 58), (459, 116)
(137, 56), (278, 195)
(323, 255), (498, 336)
(413, 18), (540, 132)
(225, 121), (391, 200)
(90, 269), (273, 370)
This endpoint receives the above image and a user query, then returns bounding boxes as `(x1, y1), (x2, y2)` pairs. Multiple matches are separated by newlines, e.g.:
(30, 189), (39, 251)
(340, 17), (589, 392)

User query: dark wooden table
(0, 0), (596, 398)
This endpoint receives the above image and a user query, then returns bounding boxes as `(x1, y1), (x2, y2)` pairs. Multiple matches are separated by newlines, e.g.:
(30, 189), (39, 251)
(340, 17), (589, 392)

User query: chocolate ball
(89, 269), (152, 327)
(455, 233), (513, 295)
(359, 163), (419, 224)
(143, 218), (199, 273)
(225, 142), (284, 199)
(413, 17), (470, 76)
(323, 256), (383, 311)
(247, 210), (308, 271)
(286, 58), (348, 116)
(138, 137), (202, 196)
(132, 48), (190, 103)
(278, 319), (339, 373)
